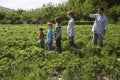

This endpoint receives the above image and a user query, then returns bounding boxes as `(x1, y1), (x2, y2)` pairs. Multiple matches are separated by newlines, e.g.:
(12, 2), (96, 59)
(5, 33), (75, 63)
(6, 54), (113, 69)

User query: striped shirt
(54, 23), (62, 38)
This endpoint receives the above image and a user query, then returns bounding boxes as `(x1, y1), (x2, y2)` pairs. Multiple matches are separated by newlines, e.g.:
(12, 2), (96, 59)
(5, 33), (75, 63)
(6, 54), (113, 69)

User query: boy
(67, 11), (77, 48)
(54, 17), (62, 52)
(39, 28), (44, 48)
(46, 22), (53, 50)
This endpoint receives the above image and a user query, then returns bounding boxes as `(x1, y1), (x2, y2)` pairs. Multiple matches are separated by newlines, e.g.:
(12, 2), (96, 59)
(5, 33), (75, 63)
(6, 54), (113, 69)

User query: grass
(0, 24), (120, 80)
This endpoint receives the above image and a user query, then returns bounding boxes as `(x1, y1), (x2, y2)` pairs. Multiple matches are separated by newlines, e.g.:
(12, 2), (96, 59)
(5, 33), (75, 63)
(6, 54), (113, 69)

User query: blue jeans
(39, 40), (44, 48)
(48, 41), (53, 50)
(93, 33), (103, 47)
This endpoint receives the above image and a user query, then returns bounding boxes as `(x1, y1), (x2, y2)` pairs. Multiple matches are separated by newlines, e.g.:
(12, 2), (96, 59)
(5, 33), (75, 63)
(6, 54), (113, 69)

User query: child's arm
(46, 32), (49, 43)
(56, 31), (61, 40)
(47, 30), (52, 43)
(39, 35), (41, 41)
(42, 33), (45, 40)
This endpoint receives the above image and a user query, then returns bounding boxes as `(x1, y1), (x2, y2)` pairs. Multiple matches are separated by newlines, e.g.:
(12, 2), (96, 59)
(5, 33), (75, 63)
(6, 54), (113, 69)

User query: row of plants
(0, 24), (120, 80)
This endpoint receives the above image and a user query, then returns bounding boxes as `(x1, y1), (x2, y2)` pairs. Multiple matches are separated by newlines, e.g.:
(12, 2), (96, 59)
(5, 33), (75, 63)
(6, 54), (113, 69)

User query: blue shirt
(47, 29), (53, 42)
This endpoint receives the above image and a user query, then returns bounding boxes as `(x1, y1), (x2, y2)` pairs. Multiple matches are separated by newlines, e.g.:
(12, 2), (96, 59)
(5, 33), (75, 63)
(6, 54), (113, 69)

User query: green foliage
(0, 24), (120, 80)
(108, 5), (120, 24)
(0, 9), (6, 20)
(0, 0), (120, 24)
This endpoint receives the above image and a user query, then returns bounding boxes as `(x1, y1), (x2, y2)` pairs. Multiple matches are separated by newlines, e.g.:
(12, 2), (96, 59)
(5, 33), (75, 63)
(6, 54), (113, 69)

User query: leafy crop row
(0, 24), (120, 80)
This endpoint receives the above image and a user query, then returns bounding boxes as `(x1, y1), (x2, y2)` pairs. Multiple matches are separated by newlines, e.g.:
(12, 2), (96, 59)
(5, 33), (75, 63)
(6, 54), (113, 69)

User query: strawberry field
(0, 24), (120, 80)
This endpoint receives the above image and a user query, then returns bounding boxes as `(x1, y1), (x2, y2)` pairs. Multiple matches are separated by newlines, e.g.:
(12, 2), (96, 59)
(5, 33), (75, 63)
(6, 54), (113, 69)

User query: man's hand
(102, 30), (106, 37)
(102, 33), (105, 37)
(84, 13), (89, 16)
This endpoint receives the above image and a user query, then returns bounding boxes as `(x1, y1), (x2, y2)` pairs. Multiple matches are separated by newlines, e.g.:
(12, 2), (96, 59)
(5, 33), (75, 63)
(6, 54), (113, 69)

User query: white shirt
(89, 14), (108, 34)
(67, 18), (75, 37)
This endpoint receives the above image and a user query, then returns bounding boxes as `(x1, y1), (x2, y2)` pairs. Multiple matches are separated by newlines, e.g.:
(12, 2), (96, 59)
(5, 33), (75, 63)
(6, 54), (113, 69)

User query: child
(67, 11), (77, 48)
(39, 28), (44, 48)
(46, 22), (53, 50)
(54, 17), (62, 52)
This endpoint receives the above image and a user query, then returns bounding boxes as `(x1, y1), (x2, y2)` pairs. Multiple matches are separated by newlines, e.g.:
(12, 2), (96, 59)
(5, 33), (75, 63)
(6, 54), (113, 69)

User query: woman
(67, 11), (77, 48)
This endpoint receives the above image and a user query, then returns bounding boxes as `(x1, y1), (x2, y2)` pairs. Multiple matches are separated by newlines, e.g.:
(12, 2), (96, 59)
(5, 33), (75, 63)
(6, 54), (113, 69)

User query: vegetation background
(0, 0), (120, 24)
(0, 0), (120, 80)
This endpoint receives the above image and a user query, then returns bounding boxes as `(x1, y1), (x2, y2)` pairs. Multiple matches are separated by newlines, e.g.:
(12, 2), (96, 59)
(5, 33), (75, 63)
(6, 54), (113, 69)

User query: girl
(39, 28), (44, 48)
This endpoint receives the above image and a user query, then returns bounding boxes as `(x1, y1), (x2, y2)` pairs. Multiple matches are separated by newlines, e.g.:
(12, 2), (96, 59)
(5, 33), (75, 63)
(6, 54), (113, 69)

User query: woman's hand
(84, 13), (89, 16)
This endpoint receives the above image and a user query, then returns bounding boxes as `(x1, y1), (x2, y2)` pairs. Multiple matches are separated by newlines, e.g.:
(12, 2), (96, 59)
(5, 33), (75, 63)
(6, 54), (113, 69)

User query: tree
(66, 0), (85, 20)
(0, 9), (6, 20)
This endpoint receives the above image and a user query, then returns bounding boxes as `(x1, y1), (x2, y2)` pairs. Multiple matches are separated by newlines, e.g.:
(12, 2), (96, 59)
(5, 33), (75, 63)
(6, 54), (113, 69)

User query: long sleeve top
(67, 18), (75, 37)
(39, 32), (44, 40)
(89, 14), (108, 34)
(47, 29), (53, 42)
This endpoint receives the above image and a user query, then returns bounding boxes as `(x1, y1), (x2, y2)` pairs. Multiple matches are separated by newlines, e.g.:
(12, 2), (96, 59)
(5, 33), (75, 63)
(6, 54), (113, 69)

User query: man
(84, 7), (108, 47)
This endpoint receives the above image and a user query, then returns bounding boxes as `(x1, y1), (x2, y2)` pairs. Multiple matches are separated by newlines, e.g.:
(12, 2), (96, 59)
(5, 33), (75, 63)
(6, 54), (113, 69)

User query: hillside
(0, 6), (14, 11)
